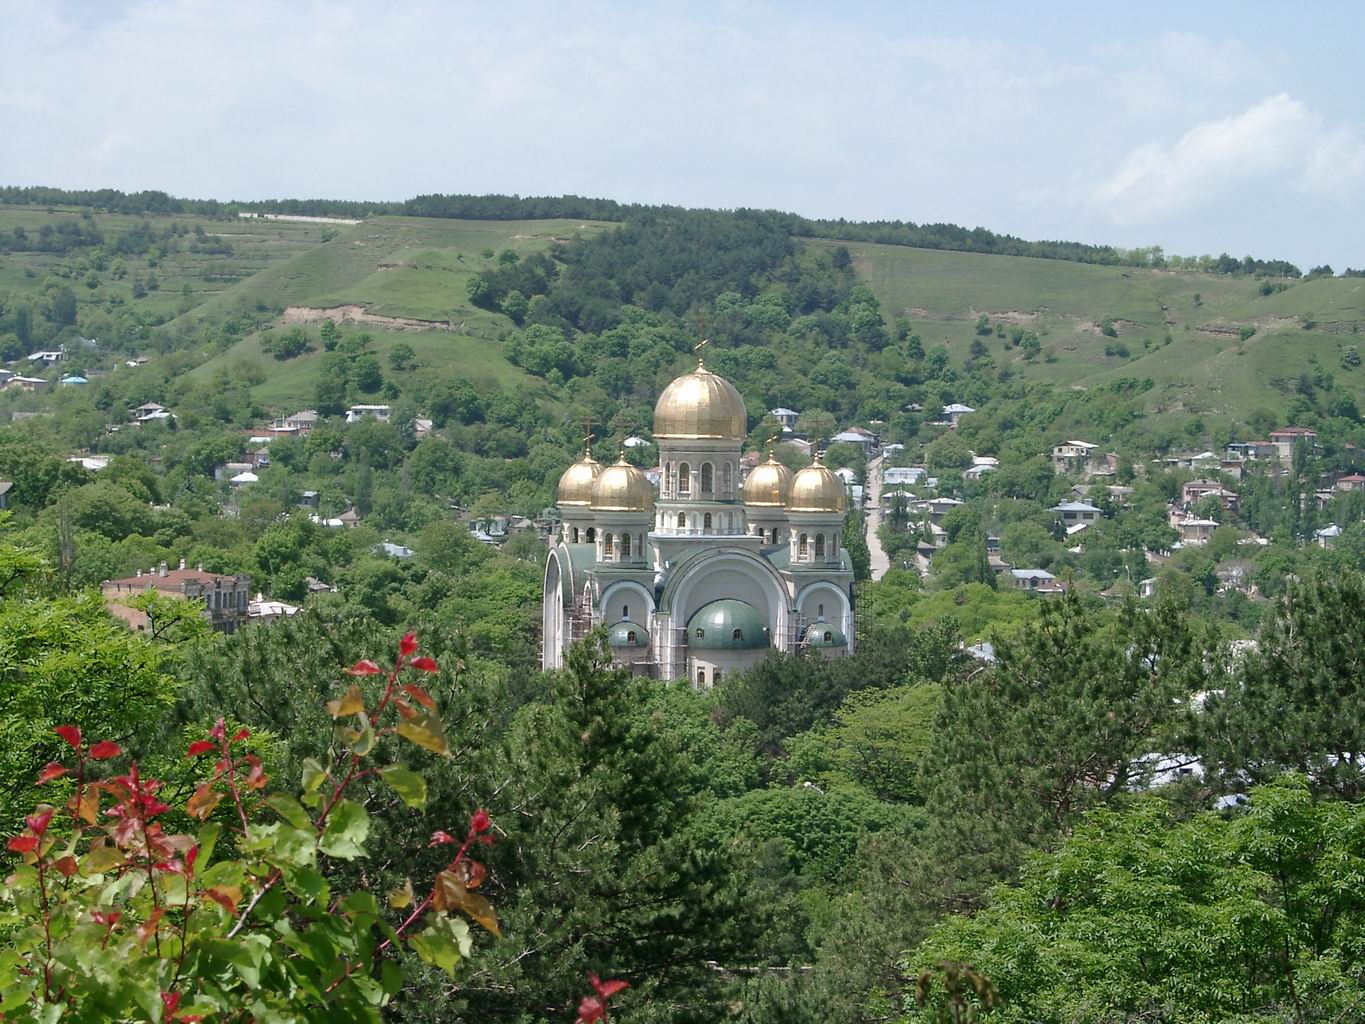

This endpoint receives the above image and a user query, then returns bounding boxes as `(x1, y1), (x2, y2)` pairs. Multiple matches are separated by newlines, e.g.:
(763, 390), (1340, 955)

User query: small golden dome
(743, 452), (792, 508)
(591, 455), (655, 512)
(653, 361), (747, 441)
(556, 452), (602, 507)
(787, 457), (847, 514)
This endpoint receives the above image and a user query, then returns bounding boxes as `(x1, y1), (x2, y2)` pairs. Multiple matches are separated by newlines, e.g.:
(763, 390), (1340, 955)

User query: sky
(2, 1), (1363, 269)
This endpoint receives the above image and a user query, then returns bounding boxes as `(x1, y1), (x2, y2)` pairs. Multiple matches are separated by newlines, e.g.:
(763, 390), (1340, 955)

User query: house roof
(1011, 568), (1055, 580)
(942, 403), (975, 414)
(1053, 501), (1101, 513)
(106, 568), (242, 591)
(1271, 426), (1317, 436)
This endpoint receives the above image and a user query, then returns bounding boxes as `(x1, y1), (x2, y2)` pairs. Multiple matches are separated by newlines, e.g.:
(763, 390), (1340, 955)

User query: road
(864, 454), (891, 580)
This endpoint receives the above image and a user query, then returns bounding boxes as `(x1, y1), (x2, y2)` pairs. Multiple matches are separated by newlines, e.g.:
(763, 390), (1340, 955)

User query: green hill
(182, 216), (610, 408)
(827, 239), (1365, 431)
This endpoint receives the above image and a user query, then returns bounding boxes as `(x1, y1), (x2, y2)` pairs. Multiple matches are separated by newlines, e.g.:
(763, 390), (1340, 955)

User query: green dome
(804, 621), (847, 648)
(686, 600), (769, 650)
(607, 621), (650, 648)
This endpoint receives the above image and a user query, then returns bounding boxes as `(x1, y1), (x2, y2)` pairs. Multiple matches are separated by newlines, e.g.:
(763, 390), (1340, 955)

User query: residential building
(1051, 440), (1106, 476)
(883, 466), (930, 487)
(102, 561), (252, 633)
(1270, 427), (1317, 461)
(59, 374), (88, 386)
(66, 455), (110, 472)
(1010, 568), (1056, 591)
(830, 426), (879, 450)
(1317, 524), (1342, 549)
(622, 435), (652, 448)
(346, 404), (391, 423)
(940, 403), (975, 426)
(1178, 518), (1219, 545)
(379, 541), (414, 559)
(9, 376), (50, 393)
(247, 595), (301, 624)
(1052, 501), (1102, 527)
(769, 407), (799, 431)
(1227, 440), (1277, 460)
(27, 349), (65, 365)
(1336, 474), (1365, 493)
(0, 481), (11, 510)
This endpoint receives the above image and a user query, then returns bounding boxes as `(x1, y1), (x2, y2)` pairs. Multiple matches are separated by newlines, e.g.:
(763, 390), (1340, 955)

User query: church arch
(815, 534), (826, 559)
(701, 462), (713, 494)
(678, 462), (691, 494)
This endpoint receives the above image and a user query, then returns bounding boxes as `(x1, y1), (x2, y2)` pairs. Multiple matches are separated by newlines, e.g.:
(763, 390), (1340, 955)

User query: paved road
(864, 455), (891, 580)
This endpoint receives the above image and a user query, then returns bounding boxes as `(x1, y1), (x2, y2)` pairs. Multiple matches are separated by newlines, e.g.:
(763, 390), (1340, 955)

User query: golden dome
(556, 452), (602, 507)
(591, 455), (655, 512)
(653, 361), (747, 441)
(743, 452), (793, 508)
(787, 457), (847, 514)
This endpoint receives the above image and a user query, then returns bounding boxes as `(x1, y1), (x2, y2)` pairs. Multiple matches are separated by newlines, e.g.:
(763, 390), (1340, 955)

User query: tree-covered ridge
(1, 184), (1334, 277)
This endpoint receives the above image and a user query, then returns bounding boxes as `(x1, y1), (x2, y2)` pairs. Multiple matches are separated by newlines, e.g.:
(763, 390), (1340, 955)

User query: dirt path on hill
(281, 305), (455, 332)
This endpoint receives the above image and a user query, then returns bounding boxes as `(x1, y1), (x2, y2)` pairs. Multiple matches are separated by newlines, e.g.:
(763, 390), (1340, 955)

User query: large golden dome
(556, 452), (602, 507)
(653, 361), (747, 441)
(591, 455), (655, 512)
(743, 452), (793, 508)
(787, 457), (847, 514)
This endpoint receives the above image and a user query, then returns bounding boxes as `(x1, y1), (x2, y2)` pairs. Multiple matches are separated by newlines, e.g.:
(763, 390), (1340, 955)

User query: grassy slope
(183, 216), (609, 408)
(0, 204), (329, 322)
(821, 240), (1365, 429)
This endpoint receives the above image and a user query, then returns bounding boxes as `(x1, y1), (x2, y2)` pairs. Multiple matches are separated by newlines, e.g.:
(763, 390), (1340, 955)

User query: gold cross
(581, 414), (595, 454)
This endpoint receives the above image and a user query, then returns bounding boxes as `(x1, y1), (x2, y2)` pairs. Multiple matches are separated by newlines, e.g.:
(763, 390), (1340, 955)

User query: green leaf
(336, 718), (376, 756)
(396, 710), (450, 756)
(265, 793), (314, 830)
(196, 821), (223, 867)
(409, 914), (472, 976)
(319, 800), (370, 860)
(379, 764), (428, 809)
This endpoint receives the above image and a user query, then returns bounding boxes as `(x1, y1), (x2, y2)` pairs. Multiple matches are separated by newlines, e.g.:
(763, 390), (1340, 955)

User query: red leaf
(25, 809), (54, 836)
(54, 725), (82, 751)
(53, 855), (80, 878)
(6, 835), (37, 853)
(186, 844), (199, 873)
(402, 683), (438, 710)
(346, 660), (383, 676)
(231, 728), (251, 743)
(591, 974), (630, 1000)
(36, 761), (67, 784)
(91, 910), (121, 928)
(428, 830), (456, 846)
(576, 995), (606, 1024)
(88, 741), (122, 760)
(137, 908), (164, 945)
(203, 887), (240, 915)
(400, 632), (419, 656)
(469, 808), (491, 834)
(186, 740), (216, 758)
(161, 991), (180, 1015)
(210, 718), (226, 740)
(408, 656), (439, 673)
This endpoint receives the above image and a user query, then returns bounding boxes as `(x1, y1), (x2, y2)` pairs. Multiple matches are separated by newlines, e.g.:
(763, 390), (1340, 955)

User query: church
(542, 359), (855, 684)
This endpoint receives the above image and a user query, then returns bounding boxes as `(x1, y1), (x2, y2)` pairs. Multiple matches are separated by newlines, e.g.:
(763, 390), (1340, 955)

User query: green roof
(607, 621), (650, 648)
(804, 621), (847, 647)
(686, 599), (769, 650)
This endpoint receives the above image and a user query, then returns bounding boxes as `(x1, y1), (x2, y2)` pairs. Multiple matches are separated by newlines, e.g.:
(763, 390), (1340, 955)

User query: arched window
(815, 534), (826, 558)
(666, 462), (674, 495)
(701, 463), (713, 493)
(817, 602), (825, 618)
(572, 526), (580, 543)
(621, 533), (631, 557)
(722, 463), (732, 492)
(627, 630), (638, 644)
(704, 512), (713, 530)
(695, 627), (705, 639)
(770, 529), (779, 544)
(677, 512), (687, 529)
(603, 533), (614, 555)
(586, 527), (596, 542)
(622, 604), (630, 620)
(732, 628), (743, 641)
(799, 533), (808, 556)
(697, 667), (706, 686)
(823, 631), (833, 644)
(678, 462), (691, 493)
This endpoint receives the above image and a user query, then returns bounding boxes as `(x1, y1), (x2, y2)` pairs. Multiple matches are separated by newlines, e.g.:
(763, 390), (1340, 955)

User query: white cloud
(1089, 94), (1364, 225)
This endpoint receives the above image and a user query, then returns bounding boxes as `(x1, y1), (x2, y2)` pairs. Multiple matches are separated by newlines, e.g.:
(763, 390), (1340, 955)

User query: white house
(884, 466), (929, 487)
(623, 435), (652, 448)
(1052, 501), (1101, 527)
(1317, 524), (1342, 549)
(27, 349), (65, 365)
(1010, 568), (1056, 591)
(941, 403), (975, 426)
(346, 404), (391, 424)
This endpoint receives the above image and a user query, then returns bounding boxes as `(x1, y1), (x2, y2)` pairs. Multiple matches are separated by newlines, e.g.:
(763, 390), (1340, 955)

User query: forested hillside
(3, 190), (1365, 1023)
